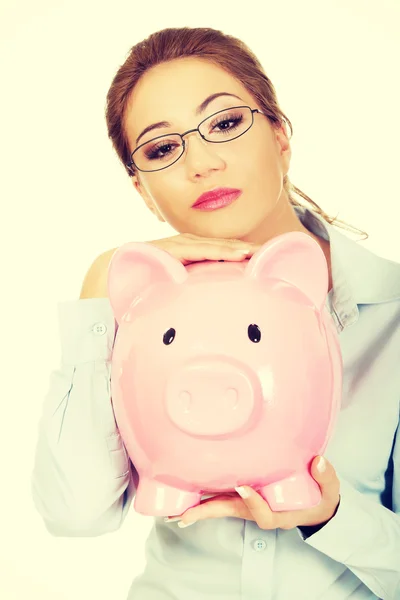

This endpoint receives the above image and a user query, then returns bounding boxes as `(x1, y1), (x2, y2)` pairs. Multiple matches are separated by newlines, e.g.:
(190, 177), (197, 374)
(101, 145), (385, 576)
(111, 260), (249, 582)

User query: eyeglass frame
(126, 105), (265, 174)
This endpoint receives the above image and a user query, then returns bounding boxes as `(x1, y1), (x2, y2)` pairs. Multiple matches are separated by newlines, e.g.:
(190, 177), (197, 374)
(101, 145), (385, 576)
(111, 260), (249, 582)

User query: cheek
(144, 177), (179, 207)
(229, 133), (276, 171)
(258, 143), (283, 184)
(239, 140), (278, 181)
(143, 175), (190, 221)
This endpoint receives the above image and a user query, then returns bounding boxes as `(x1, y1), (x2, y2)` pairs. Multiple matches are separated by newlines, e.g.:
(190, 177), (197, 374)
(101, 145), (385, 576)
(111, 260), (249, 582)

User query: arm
(30, 296), (137, 537)
(297, 422), (400, 600)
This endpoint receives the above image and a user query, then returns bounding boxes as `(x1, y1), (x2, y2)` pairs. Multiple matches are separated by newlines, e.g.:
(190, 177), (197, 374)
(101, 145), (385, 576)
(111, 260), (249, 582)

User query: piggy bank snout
(165, 359), (257, 437)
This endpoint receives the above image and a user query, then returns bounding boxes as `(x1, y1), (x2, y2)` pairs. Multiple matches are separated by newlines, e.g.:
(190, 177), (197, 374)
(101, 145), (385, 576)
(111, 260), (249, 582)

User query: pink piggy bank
(107, 232), (342, 517)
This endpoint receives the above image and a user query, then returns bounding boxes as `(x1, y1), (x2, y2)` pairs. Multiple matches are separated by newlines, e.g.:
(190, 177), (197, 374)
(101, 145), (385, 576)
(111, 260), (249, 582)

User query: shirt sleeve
(297, 420), (400, 600)
(30, 298), (137, 538)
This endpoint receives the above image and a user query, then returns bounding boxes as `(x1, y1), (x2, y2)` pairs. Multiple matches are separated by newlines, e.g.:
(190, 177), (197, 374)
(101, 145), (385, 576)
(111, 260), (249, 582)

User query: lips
(192, 187), (242, 210)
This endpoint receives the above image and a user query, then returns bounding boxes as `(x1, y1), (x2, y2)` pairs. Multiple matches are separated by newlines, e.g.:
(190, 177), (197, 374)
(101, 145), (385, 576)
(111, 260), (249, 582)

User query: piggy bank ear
(107, 242), (188, 324)
(244, 231), (328, 310)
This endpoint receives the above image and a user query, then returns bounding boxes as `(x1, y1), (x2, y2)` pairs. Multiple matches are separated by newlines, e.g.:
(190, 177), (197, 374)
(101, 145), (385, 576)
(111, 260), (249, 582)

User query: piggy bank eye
(163, 328), (176, 345)
(248, 324), (261, 343)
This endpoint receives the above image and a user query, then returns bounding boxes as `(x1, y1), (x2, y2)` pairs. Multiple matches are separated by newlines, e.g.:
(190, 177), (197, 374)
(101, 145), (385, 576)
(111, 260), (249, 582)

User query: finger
(311, 456), (340, 501)
(266, 458), (340, 528)
(176, 245), (254, 265)
(236, 488), (313, 531)
(235, 487), (277, 530)
(184, 233), (260, 247)
(164, 495), (233, 521)
(205, 245), (256, 261)
(178, 496), (247, 525)
(189, 239), (262, 253)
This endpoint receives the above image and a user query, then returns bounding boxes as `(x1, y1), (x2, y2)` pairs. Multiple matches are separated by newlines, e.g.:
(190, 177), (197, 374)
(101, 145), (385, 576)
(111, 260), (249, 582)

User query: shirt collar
(293, 205), (400, 331)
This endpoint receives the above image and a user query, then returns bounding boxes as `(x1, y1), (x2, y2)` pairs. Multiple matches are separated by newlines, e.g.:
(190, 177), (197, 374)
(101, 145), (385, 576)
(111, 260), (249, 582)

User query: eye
(145, 142), (176, 160)
(163, 327), (176, 345)
(248, 324), (261, 343)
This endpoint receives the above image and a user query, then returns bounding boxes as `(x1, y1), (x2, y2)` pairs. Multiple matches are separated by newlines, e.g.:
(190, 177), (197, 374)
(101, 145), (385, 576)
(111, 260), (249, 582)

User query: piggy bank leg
(134, 476), (201, 517)
(259, 471), (321, 512)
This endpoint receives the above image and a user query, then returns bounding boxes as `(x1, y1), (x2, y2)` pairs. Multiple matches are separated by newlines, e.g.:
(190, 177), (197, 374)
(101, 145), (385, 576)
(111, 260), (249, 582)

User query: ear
(275, 122), (291, 176)
(244, 232), (328, 311)
(107, 242), (188, 324)
(131, 175), (165, 222)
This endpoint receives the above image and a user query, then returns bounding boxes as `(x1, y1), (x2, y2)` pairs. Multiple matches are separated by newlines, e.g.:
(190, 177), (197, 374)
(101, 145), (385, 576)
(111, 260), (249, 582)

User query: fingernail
(164, 516), (181, 523)
(235, 486), (250, 499)
(317, 456), (327, 473)
(177, 521), (196, 528)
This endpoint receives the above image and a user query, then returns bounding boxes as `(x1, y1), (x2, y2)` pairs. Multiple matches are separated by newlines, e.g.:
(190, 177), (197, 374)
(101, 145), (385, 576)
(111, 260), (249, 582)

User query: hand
(148, 233), (261, 266)
(166, 456), (340, 530)
(79, 234), (261, 298)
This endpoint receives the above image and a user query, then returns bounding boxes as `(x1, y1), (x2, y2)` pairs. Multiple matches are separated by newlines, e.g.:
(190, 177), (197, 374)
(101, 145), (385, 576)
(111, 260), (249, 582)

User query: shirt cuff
(296, 478), (385, 562)
(57, 298), (118, 365)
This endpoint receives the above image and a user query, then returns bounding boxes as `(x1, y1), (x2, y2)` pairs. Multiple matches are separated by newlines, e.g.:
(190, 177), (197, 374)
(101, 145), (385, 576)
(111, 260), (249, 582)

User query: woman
(31, 27), (400, 600)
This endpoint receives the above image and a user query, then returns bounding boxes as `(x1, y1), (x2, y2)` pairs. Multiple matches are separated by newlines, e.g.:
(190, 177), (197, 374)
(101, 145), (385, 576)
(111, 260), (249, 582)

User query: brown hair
(105, 27), (367, 240)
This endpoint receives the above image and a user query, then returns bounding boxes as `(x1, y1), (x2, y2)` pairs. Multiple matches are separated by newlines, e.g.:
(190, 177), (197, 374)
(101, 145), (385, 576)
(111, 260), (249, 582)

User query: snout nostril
(166, 365), (255, 436)
(179, 390), (192, 412)
(224, 388), (239, 410)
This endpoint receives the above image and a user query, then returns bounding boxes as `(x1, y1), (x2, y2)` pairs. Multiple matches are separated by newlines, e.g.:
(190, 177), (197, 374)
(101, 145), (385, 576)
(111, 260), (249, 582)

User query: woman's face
(125, 57), (292, 242)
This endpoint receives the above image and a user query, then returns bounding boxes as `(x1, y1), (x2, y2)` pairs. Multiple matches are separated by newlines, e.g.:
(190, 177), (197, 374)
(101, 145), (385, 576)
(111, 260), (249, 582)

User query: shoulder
(79, 247), (118, 298)
(295, 205), (400, 304)
(80, 249), (112, 284)
(87, 247), (119, 274)
(328, 225), (400, 305)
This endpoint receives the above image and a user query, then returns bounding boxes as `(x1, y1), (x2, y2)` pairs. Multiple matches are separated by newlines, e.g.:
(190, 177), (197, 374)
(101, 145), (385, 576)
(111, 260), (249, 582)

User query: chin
(194, 218), (257, 241)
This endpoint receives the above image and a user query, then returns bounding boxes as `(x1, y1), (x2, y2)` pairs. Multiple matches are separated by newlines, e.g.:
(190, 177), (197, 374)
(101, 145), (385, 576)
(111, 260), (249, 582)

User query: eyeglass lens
(132, 106), (253, 172)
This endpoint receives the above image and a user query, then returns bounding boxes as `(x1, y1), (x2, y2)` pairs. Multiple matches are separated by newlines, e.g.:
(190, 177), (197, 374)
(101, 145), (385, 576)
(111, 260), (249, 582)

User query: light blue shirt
(31, 206), (400, 599)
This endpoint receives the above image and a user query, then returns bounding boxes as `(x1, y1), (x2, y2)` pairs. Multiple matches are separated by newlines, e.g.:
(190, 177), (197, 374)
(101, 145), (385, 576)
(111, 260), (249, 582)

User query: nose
(165, 358), (258, 437)
(183, 133), (225, 178)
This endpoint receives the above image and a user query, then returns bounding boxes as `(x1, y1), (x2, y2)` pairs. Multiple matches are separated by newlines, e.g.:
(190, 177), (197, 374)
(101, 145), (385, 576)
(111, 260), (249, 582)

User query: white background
(1, 0), (399, 598)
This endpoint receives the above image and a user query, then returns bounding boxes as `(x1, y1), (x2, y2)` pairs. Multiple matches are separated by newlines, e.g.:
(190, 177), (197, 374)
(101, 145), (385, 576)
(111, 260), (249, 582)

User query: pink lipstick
(192, 187), (242, 211)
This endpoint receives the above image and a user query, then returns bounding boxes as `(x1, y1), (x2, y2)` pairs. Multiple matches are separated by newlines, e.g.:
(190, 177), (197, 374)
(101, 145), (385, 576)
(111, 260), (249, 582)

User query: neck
(242, 196), (333, 292)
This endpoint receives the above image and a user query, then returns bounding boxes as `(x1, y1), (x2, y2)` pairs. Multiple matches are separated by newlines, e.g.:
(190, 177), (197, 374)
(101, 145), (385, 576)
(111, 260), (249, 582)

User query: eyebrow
(134, 92), (243, 145)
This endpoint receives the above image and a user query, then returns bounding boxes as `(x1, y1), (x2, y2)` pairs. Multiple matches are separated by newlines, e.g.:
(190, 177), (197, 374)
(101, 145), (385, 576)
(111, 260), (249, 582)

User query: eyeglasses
(126, 105), (265, 174)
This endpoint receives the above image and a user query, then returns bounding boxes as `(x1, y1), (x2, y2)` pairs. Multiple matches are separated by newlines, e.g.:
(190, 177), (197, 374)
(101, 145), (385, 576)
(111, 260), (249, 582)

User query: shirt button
(92, 322), (107, 336)
(252, 539), (267, 552)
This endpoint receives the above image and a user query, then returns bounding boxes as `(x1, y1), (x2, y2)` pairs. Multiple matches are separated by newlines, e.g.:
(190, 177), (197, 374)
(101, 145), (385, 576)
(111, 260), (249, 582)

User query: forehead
(125, 57), (254, 141)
